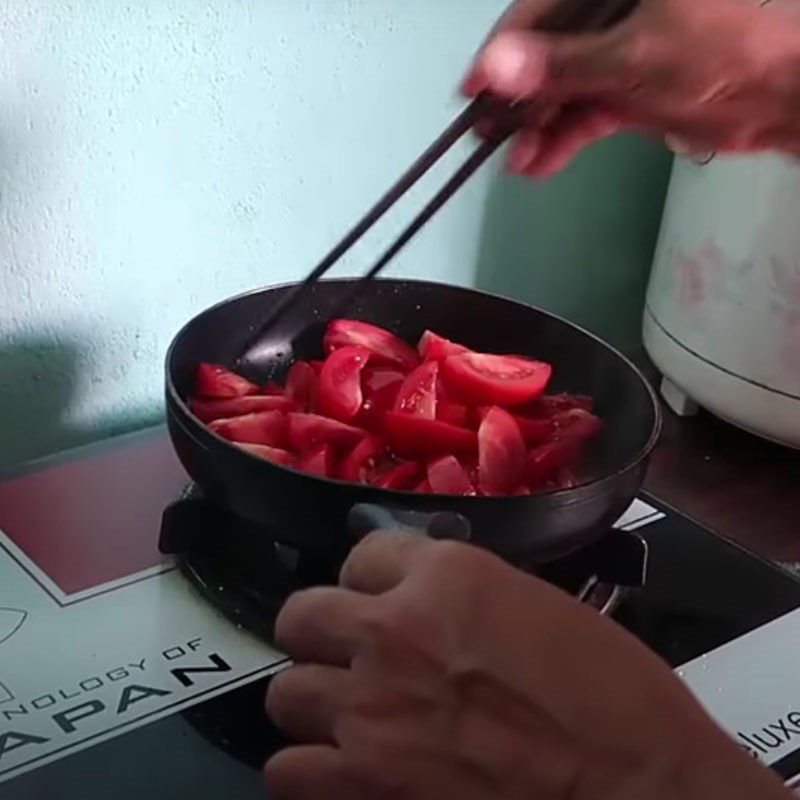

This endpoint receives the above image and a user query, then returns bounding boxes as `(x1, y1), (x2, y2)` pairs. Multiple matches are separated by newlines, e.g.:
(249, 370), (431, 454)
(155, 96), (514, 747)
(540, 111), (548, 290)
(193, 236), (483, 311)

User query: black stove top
(4, 490), (800, 800)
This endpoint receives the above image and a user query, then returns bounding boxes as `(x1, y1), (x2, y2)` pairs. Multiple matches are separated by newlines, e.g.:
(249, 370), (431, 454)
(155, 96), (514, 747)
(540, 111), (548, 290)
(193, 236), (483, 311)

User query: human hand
(264, 532), (788, 800)
(463, 0), (800, 177)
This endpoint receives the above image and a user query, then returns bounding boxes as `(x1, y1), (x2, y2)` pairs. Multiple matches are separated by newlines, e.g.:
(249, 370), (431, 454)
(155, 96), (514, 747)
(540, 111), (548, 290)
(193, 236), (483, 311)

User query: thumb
(478, 29), (630, 102)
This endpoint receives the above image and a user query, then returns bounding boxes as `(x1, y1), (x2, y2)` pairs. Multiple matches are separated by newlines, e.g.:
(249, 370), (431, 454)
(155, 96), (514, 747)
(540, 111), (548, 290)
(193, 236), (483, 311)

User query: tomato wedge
(441, 352), (552, 405)
(524, 440), (583, 487)
(427, 456), (476, 496)
(553, 409), (603, 442)
(514, 416), (556, 446)
(210, 410), (288, 449)
(418, 331), (469, 361)
(374, 461), (422, 491)
(339, 436), (386, 484)
(195, 363), (259, 399)
(288, 413), (366, 453)
(298, 445), (336, 478)
(358, 380), (402, 433)
(478, 407), (527, 495)
(190, 395), (294, 424)
(384, 412), (477, 460)
(324, 320), (419, 371)
(363, 368), (405, 394)
(285, 362), (319, 412)
(235, 443), (295, 466)
(317, 346), (370, 422)
(393, 361), (438, 419)
(413, 478), (432, 494)
(437, 402), (469, 428)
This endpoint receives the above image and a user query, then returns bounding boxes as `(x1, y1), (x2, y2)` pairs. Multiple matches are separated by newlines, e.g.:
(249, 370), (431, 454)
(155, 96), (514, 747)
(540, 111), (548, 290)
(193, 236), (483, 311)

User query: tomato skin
(437, 402), (469, 428)
(235, 443), (295, 466)
(374, 461), (422, 491)
(554, 409), (603, 442)
(196, 363), (259, 399)
(318, 346), (370, 422)
(427, 456), (476, 496)
(393, 361), (438, 419)
(339, 436), (386, 484)
(324, 319), (419, 371)
(288, 413), (366, 453)
(210, 411), (288, 449)
(478, 407), (527, 495)
(384, 412), (477, 460)
(298, 445), (336, 478)
(190, 395), (294, 424)
(418, 331), (469, 361)
(286, 362), (319, 412)
(441, 352), (552, 406)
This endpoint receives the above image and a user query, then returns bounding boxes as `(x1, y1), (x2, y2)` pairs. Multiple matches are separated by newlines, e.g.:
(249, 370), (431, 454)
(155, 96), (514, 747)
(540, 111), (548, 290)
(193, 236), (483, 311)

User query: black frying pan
(165, 279), (661, 564)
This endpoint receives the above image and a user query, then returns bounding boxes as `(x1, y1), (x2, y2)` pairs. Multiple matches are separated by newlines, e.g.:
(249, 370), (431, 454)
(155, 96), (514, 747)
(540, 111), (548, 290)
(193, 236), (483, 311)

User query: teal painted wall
(0, 1), (671, 467)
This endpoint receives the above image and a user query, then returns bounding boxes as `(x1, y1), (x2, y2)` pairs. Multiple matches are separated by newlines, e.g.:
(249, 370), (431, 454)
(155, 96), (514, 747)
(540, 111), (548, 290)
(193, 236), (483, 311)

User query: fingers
(514, 105), (622, 176)
(339, 531), (437, 595)
(276, 587), (372, 666)
(480, 29), (630, 103)
(265, 746), (351, 800)
(463, 0), (558, 95)
(266, 664), (350, 743)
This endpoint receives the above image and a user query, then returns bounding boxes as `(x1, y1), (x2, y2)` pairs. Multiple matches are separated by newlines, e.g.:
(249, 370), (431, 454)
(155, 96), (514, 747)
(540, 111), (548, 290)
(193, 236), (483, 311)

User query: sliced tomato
(317, 346), (370, 422)
(298, 445), (336, 478)
(427, 456), (476, 496)
(195, 363), (259, 399)
(210, 410), (288, 448)
(288, 413), (366, 453)
(514, 416), (557, 446)
(413, 478), (432, 494)
(441, 352), (552, 405)
(310, 360), (326, 376)
(235, 443), (295, 466)
(384, 412), (477, 460)
(418, 330), (469, 361)
(363, 368), (405, 394)
(190, 394), (294, 424)
(260, 381), (284, 396)
(374, 461), (422, 491)
(339, 436), (386, 484)
(358, 380), (402, 433)
(554, 409), (603, 442)
(512, 486), (532, 496)
(524, 440), (583, 487)
(324, 319), (419, 371)
(393, 361), (438, 419)
(285, 362), (319, 412)
(437, 402), (469, 428)
(478, 407), (527, 495)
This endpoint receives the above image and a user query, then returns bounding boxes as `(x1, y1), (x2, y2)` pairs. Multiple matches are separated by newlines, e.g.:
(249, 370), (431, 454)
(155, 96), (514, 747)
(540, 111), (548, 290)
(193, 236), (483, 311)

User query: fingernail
(483, 32), (545, 98)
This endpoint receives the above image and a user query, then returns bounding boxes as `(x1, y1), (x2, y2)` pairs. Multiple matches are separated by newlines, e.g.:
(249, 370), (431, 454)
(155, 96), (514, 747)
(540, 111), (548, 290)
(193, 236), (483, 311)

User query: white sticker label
(678, 604), (800, 783)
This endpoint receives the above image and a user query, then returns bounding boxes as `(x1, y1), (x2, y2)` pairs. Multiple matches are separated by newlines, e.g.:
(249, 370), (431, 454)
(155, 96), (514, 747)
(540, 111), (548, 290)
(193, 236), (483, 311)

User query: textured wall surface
(0, 1), (671, 467)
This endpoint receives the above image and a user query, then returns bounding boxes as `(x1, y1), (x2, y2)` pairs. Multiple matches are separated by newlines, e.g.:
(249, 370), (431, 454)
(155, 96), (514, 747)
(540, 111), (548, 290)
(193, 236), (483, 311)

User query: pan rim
(165, 277), (662, 503)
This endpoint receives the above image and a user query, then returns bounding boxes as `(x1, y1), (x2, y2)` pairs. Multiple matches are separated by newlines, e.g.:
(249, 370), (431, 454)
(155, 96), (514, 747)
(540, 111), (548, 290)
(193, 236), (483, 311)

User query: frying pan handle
(348, 504), (472, 544)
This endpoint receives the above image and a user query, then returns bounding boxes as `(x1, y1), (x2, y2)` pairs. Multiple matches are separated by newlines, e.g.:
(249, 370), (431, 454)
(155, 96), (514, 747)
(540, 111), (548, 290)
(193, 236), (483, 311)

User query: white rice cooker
(643, 150), (800, 448)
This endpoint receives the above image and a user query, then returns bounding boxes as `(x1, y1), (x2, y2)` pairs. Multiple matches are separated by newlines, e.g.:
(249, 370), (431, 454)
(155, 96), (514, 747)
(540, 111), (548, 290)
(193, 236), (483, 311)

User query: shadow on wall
(473, 134), (674, 350)
(0, 337), (160, 469)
